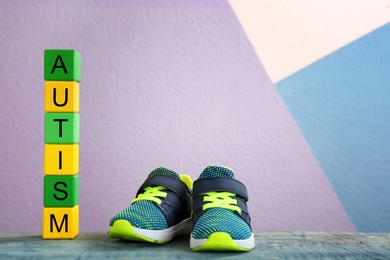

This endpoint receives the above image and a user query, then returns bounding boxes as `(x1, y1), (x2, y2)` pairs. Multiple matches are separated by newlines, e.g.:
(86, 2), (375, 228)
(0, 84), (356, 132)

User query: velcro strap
(137, 175), (188, 199)
(193, 178), (249, 201)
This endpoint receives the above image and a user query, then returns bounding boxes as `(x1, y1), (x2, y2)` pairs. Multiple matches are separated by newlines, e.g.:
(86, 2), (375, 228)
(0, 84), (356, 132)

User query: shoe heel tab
(179, 174), (193, 189)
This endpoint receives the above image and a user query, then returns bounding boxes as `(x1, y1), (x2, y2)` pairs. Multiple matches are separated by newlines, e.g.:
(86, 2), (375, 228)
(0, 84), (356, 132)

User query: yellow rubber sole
(191, 232), (253, 251)
(108, 220), (165, 244)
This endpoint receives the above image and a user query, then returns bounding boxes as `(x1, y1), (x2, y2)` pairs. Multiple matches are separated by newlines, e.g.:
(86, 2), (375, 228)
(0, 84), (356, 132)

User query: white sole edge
(190, 233), (255, 249)
(111, 217), (192, 242)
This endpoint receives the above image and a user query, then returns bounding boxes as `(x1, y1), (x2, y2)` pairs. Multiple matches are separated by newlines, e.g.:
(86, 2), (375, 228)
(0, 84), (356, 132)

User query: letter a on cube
(44, 50), (81, 82)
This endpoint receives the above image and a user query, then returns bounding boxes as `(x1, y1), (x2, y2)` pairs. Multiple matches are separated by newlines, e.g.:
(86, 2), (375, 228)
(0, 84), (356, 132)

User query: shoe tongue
(148, 167), (180, 179)
(198, 166), (235, 179)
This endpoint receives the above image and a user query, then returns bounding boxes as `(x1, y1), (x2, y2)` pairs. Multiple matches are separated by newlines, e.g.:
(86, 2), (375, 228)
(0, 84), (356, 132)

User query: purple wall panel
(0, 0), (354, 232)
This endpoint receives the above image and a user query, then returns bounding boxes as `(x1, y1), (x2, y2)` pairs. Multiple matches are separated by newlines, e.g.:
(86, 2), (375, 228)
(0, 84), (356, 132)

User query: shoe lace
(131, 186), (167, 205)
(202, 191), (241, 214)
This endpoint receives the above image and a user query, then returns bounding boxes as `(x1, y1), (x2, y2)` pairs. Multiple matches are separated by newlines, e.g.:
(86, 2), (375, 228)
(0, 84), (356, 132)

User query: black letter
(53, 88), (68, 107)
(53, 119), (68, 138)
(50, 214), (68, 233)
(59, 150), (62, 170)
(53, 181), (68, 201)
(51, 55), (68, 74)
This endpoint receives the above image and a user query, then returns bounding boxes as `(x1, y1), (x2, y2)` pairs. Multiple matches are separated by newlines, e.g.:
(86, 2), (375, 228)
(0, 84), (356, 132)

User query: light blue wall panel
(277, 24), (390, 232)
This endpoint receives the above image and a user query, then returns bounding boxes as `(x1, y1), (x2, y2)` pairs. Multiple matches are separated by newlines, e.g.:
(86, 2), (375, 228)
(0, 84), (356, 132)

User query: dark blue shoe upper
(192, 177), (251, 226)
(137, 174), (192, 227)
(191, 166), (253, 240)
(109, 168), (192, 230)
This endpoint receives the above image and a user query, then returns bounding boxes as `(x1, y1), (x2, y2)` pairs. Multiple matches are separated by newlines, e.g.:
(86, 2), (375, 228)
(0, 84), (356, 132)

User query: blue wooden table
(1, 232), (389, 259)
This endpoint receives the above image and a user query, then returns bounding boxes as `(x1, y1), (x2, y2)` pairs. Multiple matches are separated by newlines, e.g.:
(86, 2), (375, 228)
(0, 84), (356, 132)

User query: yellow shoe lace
(202, 191), (241, 213)
(131, 186), (167, 205)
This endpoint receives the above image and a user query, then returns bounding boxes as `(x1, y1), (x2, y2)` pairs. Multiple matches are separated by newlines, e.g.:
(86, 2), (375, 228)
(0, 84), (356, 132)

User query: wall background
(1, 0), (389, 233)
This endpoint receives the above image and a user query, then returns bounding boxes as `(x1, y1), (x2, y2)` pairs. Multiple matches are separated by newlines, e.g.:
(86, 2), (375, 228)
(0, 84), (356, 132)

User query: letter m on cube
(42, 206), (79, 239)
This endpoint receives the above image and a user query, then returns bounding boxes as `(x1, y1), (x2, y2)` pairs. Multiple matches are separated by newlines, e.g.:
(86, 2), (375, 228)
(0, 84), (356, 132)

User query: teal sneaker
(109, 167), (193, 243)
(190, 166), (255, 251)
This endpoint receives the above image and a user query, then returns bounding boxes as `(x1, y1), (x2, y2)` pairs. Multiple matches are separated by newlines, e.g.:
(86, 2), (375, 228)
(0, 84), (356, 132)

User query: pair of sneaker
(108, 166), (255, 251)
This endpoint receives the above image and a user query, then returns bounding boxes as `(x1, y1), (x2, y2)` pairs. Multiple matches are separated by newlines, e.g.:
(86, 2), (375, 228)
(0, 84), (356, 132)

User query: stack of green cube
(42, 50), (81, 239)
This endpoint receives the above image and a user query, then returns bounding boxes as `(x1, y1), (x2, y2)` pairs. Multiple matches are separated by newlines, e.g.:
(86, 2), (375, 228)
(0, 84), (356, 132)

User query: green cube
(44, 175), (79, 207)
(44, 49), (81, 82)
(45, 113), (80, 144)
